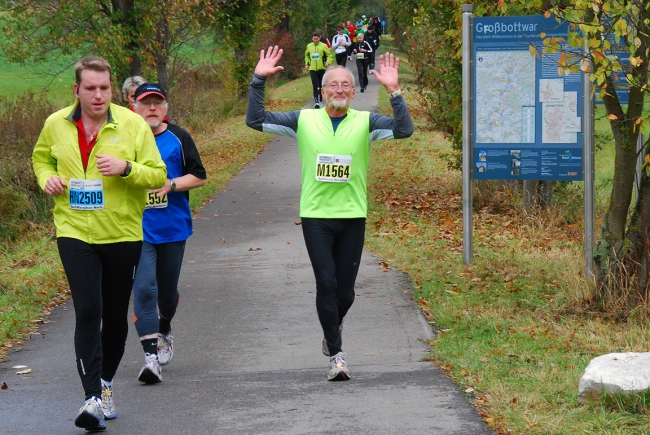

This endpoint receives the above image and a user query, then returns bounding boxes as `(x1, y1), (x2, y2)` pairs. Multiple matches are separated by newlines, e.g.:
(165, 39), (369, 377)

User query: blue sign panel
(473, 15), (583, 180)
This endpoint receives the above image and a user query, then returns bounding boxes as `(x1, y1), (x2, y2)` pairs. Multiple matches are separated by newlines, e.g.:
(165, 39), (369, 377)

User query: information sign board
(473, 15), (583, 180)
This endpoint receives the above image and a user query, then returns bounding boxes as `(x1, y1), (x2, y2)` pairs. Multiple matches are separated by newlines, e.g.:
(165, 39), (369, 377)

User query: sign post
(583, 39), (595, 281)
(462, 4), (474, 264)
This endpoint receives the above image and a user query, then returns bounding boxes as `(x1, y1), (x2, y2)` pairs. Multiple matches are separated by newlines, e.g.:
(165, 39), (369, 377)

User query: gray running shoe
(100, 383), (117, 420)
(74, 397), (106, 431)
(138, 353), (162, 384)
(328, 352), (351, 381)
(158, 332), (174, 366)
(321, 319), (344, 357)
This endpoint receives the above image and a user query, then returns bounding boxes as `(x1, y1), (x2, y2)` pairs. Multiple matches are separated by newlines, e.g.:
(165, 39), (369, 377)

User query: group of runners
(31, 15), (412, 431)
(305, 16), (383, 108)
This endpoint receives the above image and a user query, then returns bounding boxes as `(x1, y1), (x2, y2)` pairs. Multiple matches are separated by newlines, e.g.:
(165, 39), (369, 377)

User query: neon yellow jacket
(32, 103), (167, 244)
(304, 42), (331, 71)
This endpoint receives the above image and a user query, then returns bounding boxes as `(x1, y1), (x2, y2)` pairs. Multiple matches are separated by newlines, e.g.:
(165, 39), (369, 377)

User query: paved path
(0, 56), (492, 434)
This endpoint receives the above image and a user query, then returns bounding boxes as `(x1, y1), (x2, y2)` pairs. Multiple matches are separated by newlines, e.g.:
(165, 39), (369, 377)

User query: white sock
(101, 378), (113, 388)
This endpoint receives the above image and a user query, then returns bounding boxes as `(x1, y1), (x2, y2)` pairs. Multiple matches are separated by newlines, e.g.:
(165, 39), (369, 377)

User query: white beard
(327, 97), (349, 109)
(147, 119), (162, 130)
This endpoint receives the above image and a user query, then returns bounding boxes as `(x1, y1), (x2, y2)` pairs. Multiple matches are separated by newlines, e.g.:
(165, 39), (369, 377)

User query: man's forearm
(245, 74), (267, 132)
(390, 95), (414, 139)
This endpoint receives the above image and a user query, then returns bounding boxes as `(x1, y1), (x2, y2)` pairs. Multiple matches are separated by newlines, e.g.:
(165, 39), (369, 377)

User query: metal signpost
(462, 4), (473, 264)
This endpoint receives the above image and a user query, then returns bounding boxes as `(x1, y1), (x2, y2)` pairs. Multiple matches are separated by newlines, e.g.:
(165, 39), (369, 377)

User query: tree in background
(383, 0), (505, 170)
(543, 1), (650, 309)
(386, 0), (650, 313)
(0, 0), (281, 98)
(1, 0), (145, 88)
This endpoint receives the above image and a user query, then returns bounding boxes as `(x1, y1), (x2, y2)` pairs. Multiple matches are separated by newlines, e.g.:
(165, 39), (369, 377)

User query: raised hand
(254, 46), (285, 77)
(371, 52), (401, 93)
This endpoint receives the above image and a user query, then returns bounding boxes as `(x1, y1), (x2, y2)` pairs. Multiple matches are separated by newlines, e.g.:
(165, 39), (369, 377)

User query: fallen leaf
(1, 382), (7, 390)
(16, 369), (32, 375)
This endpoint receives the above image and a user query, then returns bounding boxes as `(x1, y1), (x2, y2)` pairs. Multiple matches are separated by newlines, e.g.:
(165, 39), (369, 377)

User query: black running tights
(301, 218), (365, 356)
(57, 237), (142, 400)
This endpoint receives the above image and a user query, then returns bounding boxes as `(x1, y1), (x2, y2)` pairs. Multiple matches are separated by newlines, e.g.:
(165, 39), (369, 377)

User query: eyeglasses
(138, 100), (166, 107)
(326, 82), (352, 90)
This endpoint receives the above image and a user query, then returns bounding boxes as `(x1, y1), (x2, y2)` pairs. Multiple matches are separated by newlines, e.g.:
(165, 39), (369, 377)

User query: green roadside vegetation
(365, 39), (648, 435)
(1, 35), (647, 435)
(0, 47), (77, 101)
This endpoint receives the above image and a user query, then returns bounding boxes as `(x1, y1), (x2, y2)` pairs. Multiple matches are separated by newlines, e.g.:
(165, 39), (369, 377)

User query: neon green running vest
(296, 108), (371, 218)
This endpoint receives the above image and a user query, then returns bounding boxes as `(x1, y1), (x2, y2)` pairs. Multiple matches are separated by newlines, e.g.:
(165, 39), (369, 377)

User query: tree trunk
(155, 10), (170, 93)
(111, 0), (141, 83)
(538, 180), (551, 209)
(523, 180), (551, 212)
(523, 180), (535, 211)
(594, 66), (646, 306)
(627, 170), (650, 306)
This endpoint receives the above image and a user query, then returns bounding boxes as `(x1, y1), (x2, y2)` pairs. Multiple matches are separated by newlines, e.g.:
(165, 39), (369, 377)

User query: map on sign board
(475, 50), (535, 144)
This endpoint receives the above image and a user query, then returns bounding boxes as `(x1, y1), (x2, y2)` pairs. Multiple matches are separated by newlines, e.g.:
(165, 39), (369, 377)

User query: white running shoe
(74, 397), (106, 431)
(328, 352), (351, 381)
(138, 353), (162, 384)
(100, 383), (117, 420)
(158, 332), (174, 366)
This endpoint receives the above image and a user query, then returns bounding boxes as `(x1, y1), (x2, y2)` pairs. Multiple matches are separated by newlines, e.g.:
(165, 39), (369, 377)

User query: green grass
(0, 46), (77, 100)
(363, 37), (650, 435)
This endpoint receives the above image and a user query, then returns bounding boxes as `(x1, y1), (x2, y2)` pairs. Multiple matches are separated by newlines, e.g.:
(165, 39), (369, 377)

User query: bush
(168, 61), (242, 133)
(0, 93), (56, 243)
(258, 30), (304, 81)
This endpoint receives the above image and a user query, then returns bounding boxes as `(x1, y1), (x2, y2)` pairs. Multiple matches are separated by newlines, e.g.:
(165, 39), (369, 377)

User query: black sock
(159, 317), (172, 335)
(141, 338), (158, 355)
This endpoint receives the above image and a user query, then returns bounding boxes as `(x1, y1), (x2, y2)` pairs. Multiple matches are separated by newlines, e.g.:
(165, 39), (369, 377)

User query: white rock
(578, 352), (650, 403)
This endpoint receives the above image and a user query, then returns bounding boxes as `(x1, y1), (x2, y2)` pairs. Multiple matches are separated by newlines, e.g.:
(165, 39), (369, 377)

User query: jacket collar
(65, 102), (116, 124)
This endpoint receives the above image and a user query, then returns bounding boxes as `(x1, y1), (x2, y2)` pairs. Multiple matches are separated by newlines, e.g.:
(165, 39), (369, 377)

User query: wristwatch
(170, 179), (177, 192)
(120, 161), (132, 177)
(389, 89), (402, 99)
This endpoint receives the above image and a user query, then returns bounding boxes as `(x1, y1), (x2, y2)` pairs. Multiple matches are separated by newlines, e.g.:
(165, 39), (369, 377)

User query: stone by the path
(578, 352), (650, 404)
